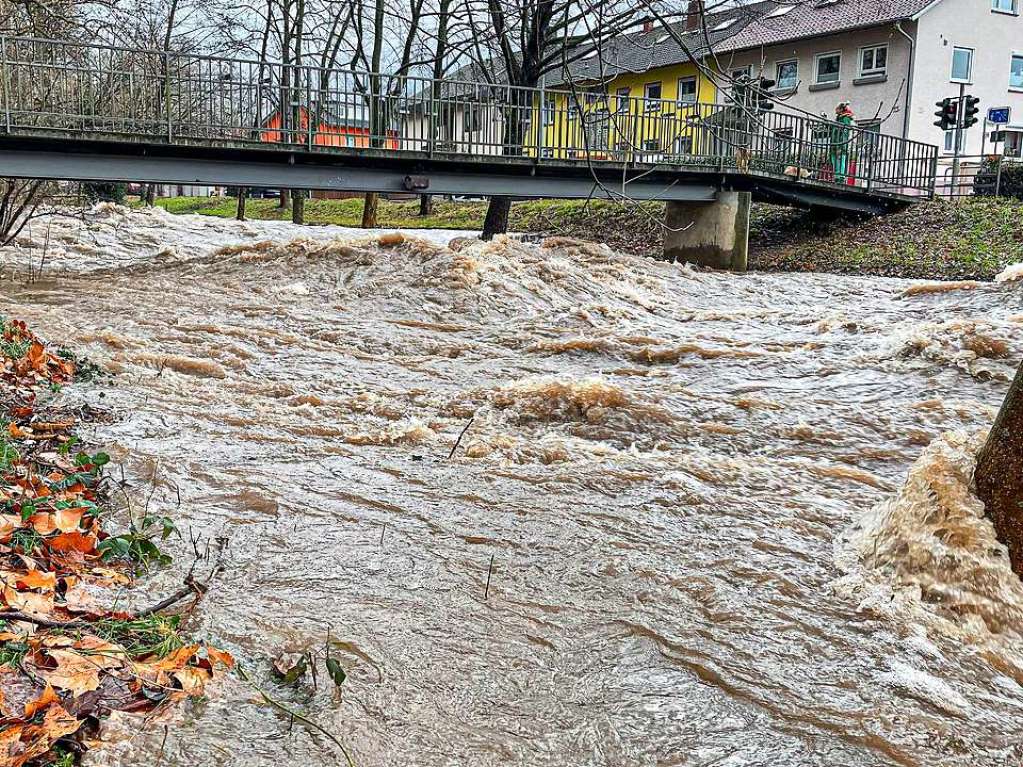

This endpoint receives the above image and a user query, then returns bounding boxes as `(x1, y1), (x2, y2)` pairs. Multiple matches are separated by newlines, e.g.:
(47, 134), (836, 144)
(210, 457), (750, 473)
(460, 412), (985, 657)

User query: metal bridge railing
(0, 36), (939, 199)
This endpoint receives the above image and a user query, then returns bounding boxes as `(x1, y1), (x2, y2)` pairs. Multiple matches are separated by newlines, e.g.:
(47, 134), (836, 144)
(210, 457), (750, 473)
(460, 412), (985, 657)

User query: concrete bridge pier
(663, 191), (751, 271)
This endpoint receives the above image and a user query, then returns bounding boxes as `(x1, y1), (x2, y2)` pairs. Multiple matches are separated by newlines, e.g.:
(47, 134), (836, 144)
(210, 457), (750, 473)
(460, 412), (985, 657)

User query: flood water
(2, 204), (1023, 767)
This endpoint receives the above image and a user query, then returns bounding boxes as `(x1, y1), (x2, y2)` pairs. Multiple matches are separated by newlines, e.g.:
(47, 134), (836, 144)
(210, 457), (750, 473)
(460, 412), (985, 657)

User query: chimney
(685, 0), (704, 32)
(643, 19), (654, 33)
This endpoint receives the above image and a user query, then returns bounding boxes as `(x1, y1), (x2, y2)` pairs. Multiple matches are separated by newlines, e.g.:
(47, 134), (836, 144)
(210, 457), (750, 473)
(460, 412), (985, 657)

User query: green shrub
(82, 182), (128, 203)
(973, 159), (1023, 200)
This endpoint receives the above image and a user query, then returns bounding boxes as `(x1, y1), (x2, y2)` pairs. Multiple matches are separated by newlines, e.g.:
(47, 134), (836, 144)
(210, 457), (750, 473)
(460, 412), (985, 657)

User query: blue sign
(988, 107), (1011, 124)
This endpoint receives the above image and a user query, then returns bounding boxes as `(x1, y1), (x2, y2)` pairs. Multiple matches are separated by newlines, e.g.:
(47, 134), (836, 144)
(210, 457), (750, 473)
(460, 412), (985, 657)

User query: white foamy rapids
(834, 431), (1023, 657)
(996, 263), (1023, 283)
(870, 318), (1020, 381)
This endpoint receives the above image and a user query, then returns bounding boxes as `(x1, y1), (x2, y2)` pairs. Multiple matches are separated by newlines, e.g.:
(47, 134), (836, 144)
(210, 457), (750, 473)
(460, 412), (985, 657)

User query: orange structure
(261, 107), (397, 149)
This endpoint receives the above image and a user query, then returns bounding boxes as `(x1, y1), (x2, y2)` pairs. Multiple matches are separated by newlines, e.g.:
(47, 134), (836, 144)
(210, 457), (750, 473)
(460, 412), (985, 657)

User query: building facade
(401, 0), (1023, 170)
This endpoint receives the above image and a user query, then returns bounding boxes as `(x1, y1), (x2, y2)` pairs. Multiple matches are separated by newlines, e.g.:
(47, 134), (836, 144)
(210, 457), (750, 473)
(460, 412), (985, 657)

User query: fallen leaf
(28, 513), (56, 536)
(47, 532), (97, 555)
(0, 515), (24, 539)
(52, 508), (84, 534)
(40, 650), (102, 697)
(204, 646), (235, 669)
(14, 570), (56, 592)
(2, 586), (53, 616)
(171, 666), (210, 695)
(23, 684), (58, 718)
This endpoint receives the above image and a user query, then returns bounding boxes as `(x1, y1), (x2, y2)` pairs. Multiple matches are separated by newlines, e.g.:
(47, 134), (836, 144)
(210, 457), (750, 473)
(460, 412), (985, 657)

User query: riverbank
(0, 317), (232, 765)
(152, 195), (1023, 281)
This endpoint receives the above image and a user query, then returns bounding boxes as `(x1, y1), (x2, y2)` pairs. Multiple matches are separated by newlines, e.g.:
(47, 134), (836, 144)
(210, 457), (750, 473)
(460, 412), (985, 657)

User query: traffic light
(933, 97), (957, 130)
(963, 95), (981, 128)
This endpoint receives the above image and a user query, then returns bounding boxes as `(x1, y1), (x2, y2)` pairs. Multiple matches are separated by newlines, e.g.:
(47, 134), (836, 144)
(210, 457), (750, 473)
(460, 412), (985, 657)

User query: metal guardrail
(932, 154), (1022, 198)
(0, 36), (939, 200)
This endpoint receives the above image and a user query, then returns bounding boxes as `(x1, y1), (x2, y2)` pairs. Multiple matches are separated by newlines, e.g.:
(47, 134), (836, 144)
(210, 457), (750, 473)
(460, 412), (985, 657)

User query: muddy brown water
(2, 205), (1023, 766)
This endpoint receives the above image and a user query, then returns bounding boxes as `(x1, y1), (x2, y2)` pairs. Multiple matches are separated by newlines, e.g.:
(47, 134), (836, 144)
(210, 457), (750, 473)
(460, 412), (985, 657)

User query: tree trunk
(292, 191), (305, 224)
(361, 192), (378, 228)
(975, 359), (1023, 577)
(279, 189), (291, 209)
(481, 196), (511, 241)
(236, 188), (247, 221)
(419, 194), (432, 217)
(143, 184), (156, 206)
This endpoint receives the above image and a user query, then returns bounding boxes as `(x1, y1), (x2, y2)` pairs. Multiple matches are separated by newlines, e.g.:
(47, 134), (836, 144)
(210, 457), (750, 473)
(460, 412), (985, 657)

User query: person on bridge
(830, 102), (855, 184)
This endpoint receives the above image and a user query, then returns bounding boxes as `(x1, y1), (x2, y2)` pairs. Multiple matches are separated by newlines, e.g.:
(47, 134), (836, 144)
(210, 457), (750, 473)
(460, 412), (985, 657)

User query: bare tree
(344, 0), (428, 227)
(463, 0), (642, 239)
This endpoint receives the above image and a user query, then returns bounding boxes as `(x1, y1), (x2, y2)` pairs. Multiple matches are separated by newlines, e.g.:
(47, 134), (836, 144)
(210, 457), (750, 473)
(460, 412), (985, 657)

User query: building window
(944, 128), (964, 153)
(567, 99), (578, 121)
(951, 47), (974, 83)
(992, 0), (1017, 13)
(677, 76), (697, 105)
(674, 135), (694, 154)
(859, 45), (888, 77)
(1012, 54), (1023, 89)
(776, 60), (798, 90)
(542, 95), (555, 126)
(815, 51), (841, 84)
(463, 102), (482, 134)
(731, 66), (752, 82)
(644, 81), (662, 111)
(540, 147), (554, 158)
(616, 87), (631, 113)
(642, 139), (660, 152)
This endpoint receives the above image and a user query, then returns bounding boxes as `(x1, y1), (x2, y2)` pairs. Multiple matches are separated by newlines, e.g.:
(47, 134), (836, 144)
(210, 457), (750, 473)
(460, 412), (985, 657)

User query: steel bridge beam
(0, 146), (719, 202)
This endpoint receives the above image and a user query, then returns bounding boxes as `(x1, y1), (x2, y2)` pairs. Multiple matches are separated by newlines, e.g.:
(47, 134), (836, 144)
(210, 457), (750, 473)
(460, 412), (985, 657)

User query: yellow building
(529, 48), (718, 161)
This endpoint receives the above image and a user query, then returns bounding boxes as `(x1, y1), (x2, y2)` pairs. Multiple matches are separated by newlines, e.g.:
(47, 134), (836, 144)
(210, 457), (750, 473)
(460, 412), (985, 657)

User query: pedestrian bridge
(0, 36), (940, 268)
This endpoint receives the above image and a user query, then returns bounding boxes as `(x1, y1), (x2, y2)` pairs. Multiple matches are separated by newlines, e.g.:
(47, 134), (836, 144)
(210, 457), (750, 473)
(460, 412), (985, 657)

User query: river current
(2, 203), (1022, 766)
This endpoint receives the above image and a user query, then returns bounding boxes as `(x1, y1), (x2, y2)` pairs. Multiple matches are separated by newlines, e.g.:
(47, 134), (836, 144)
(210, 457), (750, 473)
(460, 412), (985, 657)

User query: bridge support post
(663, 191), (750, 271)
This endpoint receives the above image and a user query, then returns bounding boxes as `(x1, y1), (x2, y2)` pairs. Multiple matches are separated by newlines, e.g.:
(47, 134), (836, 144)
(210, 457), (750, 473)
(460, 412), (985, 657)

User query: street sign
(988, 106), (1011, 124)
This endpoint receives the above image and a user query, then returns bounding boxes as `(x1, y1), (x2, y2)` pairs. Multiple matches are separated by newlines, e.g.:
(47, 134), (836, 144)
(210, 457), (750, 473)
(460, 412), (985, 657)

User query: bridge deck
(0, 36), (939, 211)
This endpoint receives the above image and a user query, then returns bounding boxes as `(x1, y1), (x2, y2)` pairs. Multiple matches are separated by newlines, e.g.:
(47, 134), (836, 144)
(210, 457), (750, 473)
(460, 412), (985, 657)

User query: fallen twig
(237, 664), (355, 767)
(134, 575), (209, 617)
(446, 416), (475, 460)
(0, 575), (212, 628)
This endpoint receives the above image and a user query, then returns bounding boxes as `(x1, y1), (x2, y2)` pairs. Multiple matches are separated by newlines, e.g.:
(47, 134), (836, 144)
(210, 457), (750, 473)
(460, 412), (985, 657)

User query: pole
(537, 75), (545, 164)
(306, 66), (314, 149)
(164, 51), (173, 142)
(951, 82), (965, 195)
(1, 36), (10, 133)
(981, 116), (988, 158)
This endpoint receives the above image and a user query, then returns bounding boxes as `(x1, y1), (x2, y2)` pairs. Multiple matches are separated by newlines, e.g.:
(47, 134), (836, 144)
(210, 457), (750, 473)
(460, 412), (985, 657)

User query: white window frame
(858, 44), (888, 78)
(542, 95), (555, 126)
(616, 87), (631, 114)
(950, 46), (974, 84)
(677, 76), (698, 106)
(1011, 52), (1023, 91)
(992, 0), (1018, 14)
(775, 59), (798, 90)
(944, 128), (964, 154)
(644, 81), (662, 112)
(814, 51), (842, 84)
